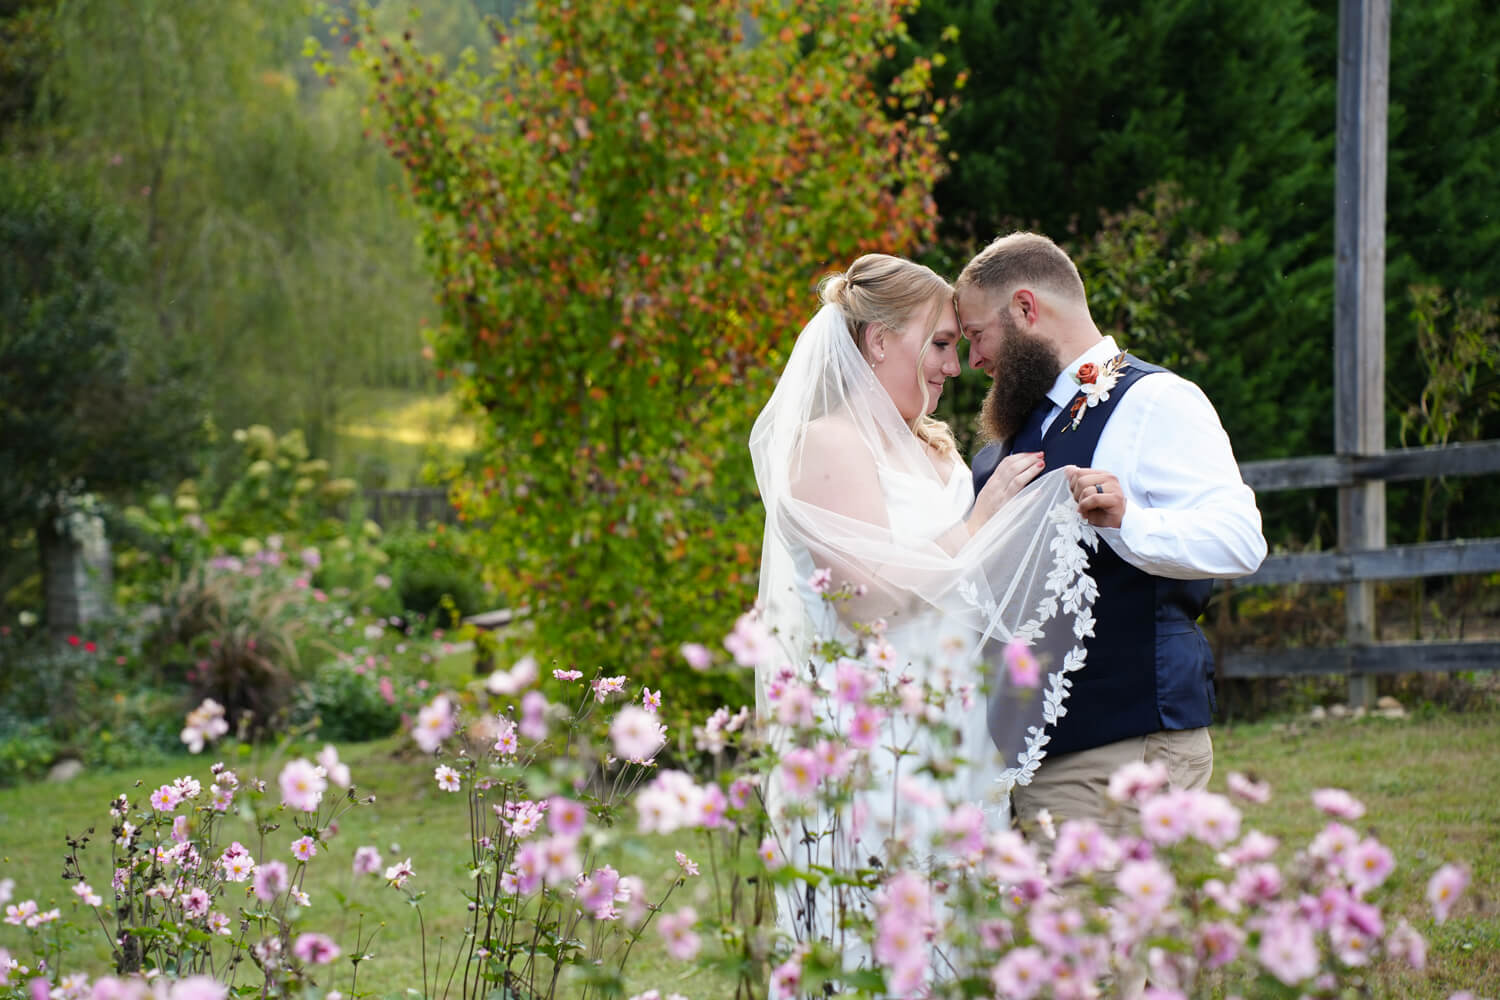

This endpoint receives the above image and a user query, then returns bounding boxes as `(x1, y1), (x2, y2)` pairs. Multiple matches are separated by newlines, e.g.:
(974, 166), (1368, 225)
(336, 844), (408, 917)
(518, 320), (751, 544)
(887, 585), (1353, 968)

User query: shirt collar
(1045, 337), (1121, 410)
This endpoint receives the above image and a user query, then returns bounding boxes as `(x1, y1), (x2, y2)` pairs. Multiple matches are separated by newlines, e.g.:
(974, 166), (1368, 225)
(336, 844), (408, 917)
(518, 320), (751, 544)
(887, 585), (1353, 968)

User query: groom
(956, 232), (1266, 834)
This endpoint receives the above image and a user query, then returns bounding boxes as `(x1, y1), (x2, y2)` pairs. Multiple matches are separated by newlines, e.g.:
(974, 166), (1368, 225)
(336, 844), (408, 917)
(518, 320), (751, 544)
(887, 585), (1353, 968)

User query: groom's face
(957, 287), (1064, 441)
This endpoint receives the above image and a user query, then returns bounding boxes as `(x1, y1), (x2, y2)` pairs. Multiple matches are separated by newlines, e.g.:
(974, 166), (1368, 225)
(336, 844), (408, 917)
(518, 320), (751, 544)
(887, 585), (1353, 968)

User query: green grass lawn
(1, 708), (1496, 998)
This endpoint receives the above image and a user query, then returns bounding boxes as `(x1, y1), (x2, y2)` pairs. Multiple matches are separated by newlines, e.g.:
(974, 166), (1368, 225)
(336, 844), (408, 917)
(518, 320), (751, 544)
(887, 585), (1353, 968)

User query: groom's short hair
(956, 232), (1087, 306)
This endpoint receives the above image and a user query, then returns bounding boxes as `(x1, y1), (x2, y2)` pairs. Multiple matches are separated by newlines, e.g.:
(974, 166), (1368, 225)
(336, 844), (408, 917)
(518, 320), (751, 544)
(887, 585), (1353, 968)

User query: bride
(748, 254), (1100, 977)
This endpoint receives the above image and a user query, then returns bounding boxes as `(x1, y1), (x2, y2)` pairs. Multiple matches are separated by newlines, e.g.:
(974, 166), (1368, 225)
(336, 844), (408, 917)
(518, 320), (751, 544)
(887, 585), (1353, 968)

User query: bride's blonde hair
(819, 253), (958, 457)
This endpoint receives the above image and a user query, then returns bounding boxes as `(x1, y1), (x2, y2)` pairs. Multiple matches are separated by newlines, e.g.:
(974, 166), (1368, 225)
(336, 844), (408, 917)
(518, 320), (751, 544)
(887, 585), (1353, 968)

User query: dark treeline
(901, 0), (1500, 550)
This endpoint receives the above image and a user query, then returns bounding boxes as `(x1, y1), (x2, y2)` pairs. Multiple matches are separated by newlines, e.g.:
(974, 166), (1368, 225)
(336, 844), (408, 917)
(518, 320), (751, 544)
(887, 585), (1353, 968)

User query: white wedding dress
(750, 303), (1100, 980)
(769, 457), (1014, 957)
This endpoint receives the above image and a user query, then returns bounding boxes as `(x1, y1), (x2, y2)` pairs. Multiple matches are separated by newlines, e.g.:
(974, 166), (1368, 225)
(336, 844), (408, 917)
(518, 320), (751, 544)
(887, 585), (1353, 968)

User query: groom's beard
(978, 319), (1064, 443)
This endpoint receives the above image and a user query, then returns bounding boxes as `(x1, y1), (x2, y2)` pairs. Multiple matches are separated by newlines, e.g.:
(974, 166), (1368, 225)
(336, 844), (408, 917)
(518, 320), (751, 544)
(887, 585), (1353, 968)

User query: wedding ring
(1095, 483), (1104, 495)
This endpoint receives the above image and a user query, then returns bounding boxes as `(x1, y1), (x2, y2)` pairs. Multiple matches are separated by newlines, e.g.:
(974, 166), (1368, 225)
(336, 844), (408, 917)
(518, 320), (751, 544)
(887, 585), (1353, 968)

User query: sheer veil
(749, 302), (1100, 794)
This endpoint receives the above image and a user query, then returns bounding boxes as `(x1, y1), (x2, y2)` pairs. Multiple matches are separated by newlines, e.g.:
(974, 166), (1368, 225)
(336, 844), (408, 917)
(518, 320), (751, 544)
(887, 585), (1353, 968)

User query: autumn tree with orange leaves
(330, 0), (952, 699)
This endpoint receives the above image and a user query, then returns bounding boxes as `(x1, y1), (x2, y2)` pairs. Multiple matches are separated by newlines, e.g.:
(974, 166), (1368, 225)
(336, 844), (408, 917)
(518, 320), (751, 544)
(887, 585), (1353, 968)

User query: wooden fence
(360, 488), (460, 527)
(1217, 439), (1500, 681)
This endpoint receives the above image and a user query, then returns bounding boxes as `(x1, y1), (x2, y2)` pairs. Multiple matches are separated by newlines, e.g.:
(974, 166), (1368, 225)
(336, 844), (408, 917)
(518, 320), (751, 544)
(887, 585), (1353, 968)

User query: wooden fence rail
(1219, 438), (1500, 682)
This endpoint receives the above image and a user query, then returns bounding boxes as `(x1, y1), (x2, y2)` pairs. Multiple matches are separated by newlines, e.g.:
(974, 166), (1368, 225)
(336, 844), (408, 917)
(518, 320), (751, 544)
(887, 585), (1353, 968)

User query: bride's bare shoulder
(798, 413), (868, 455)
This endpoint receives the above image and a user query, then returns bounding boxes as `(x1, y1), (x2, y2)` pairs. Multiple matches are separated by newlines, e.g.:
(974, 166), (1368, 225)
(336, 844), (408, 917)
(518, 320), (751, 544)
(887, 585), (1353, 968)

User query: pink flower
(1345, 836), (1395, 893)
(254, 860), (288, 902)
(728, 776), (755, 810)
(317, 745), (351, 787)
(1309, 821), (1359, 867)
(575, 867), (620, 918)
(768, 950), (804, 999)
(290, 836), (319, 862)
(219, 843), (255, 882)
(591, 675), (628, 703)
(610, 705), (666, 762)
(149, 784), (181, 813)
(983, 830), (1041, 885)
(1107, 760), (1169, 804)
(553, 668), (583, 681)
(847, 705), (884, 749)
(278, 758), (327, 812)
(1312, 787), (1366, 820)
(1140, 790), (1192, 844)
(384, 857), (415, 888)
(181, 887), (211, 918)
(832, 659), (875, 707)
(641, 687), (661, 713)
(675, 850), (700, 876)
(548, 797), (588, 836)
(434, 765), (462, 792)
(867, 638), (899, 671)
(773, 681), (817, 729)
(1050, 819), (1121, 880)
(990, 946), (1047, 1000)
(1386, 918), (1427, 970)
(657, 906), (700, 960)
(679, 643), (712, 671)
(778, 747), (824, 799)
(352, 846), (382, 875)
(70, 882), (102, 907)
(1195, 920), (1245, 969)
(808, 567), (833, 593)
(541, 834), (580, 883)
(1186, 791), (1242, 848)
(1427, 863), (1469, 923)
(412, 695), (456, 753)
(1231, 862), (1284, 906)
(723, 610), (773, 667)
(1257, 919), (1319, 985)
(520, 690), (550, 740)
(493, 717), (519, 755)
(1218, 829), (1280, 867)
(292, 932), (341, 964)
(167, 978), (227, 1000)
(758, 837), (785, 871)
(1116, 859), (1176, 915)
(1226, 770), (1272, 804)
(1003, 638), (1041, 688)
(485, 655), (539, 696)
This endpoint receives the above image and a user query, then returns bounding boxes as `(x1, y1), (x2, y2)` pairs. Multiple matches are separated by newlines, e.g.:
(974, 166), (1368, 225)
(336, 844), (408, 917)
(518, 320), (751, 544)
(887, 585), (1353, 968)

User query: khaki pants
(1012, 727), (1213, 840)
(1011, 728), (1212, 1000)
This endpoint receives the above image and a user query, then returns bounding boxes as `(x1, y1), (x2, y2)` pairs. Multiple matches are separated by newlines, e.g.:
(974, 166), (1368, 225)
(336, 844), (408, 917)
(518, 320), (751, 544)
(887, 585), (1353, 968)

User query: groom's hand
(1064, 466), (1125, 529)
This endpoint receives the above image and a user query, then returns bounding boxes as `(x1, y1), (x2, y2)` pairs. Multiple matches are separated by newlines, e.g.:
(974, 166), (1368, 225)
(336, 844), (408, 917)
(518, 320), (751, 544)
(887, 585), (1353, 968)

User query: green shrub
(292, 659), (405, 743)
(382, 523), (485, 629)
(0, 715), (59, 786)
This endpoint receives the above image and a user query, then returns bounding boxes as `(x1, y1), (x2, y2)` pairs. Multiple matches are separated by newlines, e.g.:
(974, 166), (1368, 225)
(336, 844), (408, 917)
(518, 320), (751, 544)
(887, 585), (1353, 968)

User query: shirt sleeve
(1094, 372), (1268, 580)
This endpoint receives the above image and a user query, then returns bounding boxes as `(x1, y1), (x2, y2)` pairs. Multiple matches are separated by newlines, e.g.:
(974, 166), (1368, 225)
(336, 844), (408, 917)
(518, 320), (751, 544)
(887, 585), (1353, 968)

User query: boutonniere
(1062, 353), (1130, 432)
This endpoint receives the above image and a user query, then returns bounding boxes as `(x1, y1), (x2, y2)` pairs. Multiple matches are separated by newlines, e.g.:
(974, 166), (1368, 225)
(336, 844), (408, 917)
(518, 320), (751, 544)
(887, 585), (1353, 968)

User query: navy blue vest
(973, 356), (1216, 757)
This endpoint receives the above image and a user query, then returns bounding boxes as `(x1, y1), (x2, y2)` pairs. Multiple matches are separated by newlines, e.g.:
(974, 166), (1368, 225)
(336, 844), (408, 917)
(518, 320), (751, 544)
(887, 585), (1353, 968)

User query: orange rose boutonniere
(1063, 353), (1130, 432)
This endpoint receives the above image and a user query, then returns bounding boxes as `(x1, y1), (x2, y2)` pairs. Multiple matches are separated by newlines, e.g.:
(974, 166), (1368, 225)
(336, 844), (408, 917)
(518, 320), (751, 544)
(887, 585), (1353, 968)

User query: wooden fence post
(1334, 0), (1389, 709)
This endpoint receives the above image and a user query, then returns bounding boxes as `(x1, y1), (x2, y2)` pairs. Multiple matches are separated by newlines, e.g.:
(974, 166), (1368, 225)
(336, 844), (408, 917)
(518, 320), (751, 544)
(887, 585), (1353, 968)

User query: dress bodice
(876, 457), (974, 540)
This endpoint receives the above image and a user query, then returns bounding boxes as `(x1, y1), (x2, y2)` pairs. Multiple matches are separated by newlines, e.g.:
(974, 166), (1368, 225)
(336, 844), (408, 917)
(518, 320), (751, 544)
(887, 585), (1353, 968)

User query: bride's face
(874, 297), (962, 422)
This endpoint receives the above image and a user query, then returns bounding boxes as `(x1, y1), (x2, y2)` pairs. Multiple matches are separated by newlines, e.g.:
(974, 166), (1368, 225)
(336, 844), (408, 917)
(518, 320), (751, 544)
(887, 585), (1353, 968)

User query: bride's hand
(969, 451), (1046, 532)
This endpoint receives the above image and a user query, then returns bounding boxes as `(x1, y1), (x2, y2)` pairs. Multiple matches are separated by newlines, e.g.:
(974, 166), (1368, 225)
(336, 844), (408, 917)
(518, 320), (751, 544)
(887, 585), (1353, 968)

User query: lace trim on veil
(963, 499), (1101, 794)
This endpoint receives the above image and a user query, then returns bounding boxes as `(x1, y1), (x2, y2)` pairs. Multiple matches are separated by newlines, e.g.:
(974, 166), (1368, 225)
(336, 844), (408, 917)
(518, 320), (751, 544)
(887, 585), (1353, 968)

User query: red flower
(1076, 362), (1099, 385)
(67, 635), (81, 647)
(84, 641), (98, 653)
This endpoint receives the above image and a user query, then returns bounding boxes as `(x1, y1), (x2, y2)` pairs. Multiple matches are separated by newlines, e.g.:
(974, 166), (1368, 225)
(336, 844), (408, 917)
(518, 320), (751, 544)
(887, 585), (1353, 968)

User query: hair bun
(819, 272), (851, 308)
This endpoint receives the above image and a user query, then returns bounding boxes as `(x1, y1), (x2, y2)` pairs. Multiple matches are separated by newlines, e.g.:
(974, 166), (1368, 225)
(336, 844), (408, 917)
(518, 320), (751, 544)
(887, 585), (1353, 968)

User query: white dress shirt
(1036, 337), (1267, 580)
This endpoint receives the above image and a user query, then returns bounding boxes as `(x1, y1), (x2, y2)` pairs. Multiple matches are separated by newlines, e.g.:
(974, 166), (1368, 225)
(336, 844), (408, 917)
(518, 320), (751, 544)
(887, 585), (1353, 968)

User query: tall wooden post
(1334, 0), (1389, 709)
